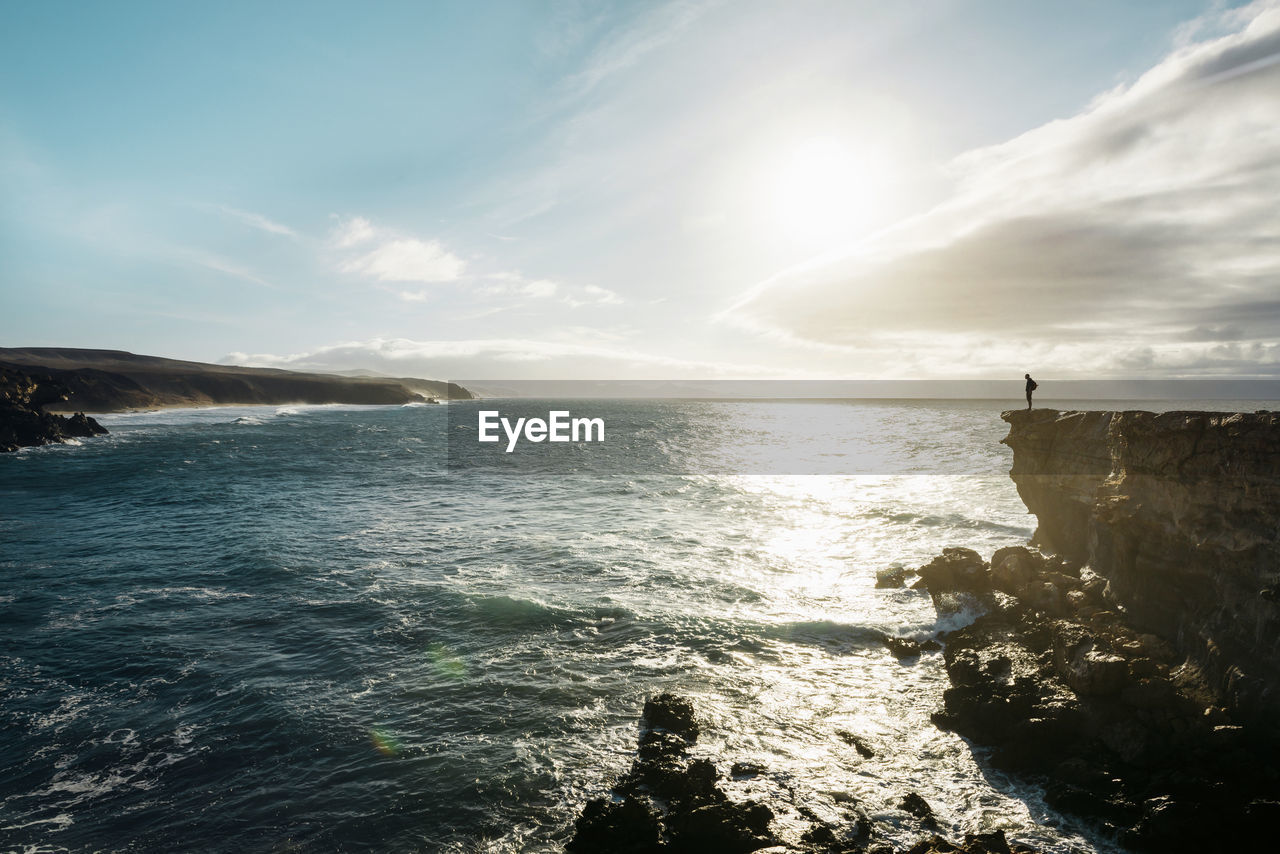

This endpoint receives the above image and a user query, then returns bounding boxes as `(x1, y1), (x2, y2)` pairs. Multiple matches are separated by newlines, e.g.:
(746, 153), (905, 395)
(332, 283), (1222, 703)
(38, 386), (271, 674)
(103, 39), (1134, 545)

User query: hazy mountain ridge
(0, 348), (472, 411)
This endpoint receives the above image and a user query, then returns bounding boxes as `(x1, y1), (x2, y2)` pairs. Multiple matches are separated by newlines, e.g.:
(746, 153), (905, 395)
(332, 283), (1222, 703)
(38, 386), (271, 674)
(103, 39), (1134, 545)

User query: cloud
(561, 284), (624, 308)
(480, 272), (625, 308)
(561, 0), (712, 101)
(478, 272), (559, 300)
(326, 220), (617, 308)
(332, 216), (376, 248)
(580, 284), (624, 305)
(217, 205), (298, 238)
(330, 216), (466, 283)
(723, 0), (1280, 377)
(340, 237), (465, 283)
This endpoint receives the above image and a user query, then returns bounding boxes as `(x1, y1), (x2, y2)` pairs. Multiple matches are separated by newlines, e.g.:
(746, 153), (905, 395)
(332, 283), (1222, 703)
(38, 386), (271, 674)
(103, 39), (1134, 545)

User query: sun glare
(765, 135), (884, 247)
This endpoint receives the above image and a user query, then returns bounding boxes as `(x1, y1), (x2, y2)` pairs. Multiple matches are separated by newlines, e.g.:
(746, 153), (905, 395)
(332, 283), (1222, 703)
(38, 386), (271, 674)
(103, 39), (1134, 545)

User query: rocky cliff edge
(1, 366), (108, 452)
(1000, 408), (1280, 722)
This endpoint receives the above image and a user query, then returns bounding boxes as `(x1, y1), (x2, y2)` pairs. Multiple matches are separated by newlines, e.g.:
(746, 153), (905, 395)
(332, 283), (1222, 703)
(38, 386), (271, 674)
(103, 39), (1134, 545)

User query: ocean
(2, 399), (1272, 853)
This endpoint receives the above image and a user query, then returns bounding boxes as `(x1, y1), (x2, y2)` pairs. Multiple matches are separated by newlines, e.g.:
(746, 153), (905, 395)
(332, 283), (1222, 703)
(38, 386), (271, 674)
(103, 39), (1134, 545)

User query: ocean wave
(763, 619), (887, 651)
(465, 594), (575, 628)
(2, 813), (75, 835)
(463, 594), (640, 632)
(133, 586), (252, 602)
(12, 439), (84, 455)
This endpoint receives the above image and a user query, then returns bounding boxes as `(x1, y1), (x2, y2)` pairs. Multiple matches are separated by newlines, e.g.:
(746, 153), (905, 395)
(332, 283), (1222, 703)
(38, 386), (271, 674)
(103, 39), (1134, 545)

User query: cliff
(906, 409), (1280, 848)
(0, 348), (472, 411)
(1000, 408), (1280, 721)
(1, 366), (108, 451)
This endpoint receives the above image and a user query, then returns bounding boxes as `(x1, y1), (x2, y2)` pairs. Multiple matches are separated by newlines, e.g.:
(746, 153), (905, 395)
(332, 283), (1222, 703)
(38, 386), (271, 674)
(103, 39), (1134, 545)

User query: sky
(2, 0), (1277, 381)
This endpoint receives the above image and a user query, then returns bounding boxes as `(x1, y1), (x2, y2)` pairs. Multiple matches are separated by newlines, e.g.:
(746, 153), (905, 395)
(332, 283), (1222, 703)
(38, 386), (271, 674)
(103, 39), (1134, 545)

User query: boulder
(917, 547), (989, 593)
(643, 693), (700, 741)
(568, 797), (662, 853)
(876, 566), (909, 588)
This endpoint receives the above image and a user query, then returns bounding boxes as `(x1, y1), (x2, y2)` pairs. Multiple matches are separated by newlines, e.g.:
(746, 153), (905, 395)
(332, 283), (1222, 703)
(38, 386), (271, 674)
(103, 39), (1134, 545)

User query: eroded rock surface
(1, 366), (108, 452)
(919, 544), (1280, 850)
(568, 694), (1043, 854)
(1001, 409), (1280, 721)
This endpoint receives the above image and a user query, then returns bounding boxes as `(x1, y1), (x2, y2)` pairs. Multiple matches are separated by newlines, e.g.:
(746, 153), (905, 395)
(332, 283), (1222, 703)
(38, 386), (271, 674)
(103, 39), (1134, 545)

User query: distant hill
(0, 348), (472, 412)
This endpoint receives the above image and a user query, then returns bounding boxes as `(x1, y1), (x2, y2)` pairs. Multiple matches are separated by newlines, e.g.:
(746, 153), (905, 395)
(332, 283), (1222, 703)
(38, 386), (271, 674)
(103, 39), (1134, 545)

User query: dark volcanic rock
(917, 548), (990, 593)
(905, 830), (1033, 854)
(568, 798), (663, 854)
(883, 636), (923, 660)
(915, 548), (993, 616)
(62, 411), (109, 438)
(1, 366), (108, 452)
(925, 537), (1280, 848)
(570, 695), (1048, 854)
(875, 566), (909, 588)
(962, 410), (1280, 848)
(569, 693), (779, 853)
(665, 800), (775, 853)
(643, 692), (700, 742)
(834, 729), (875, 758)
(898, 792), (937, 828)
(1000, 408), (1280, 723)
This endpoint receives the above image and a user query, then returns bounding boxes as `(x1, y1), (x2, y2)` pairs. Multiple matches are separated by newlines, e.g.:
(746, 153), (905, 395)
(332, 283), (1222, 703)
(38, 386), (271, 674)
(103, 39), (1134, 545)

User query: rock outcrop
(919, 544), (1280, 850)
(1, 366), (108, 452)
(913, 409), (1280, 850)
(568, 693), (1042, 854)
(568, 693), (782, 854)
(1001, 409), (1280, 722)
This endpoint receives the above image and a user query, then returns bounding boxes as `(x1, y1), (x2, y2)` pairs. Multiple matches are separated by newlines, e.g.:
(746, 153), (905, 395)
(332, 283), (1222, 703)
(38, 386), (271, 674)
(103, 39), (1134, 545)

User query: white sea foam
(134, 586), (252, 601)
(2, 813), (75, 833)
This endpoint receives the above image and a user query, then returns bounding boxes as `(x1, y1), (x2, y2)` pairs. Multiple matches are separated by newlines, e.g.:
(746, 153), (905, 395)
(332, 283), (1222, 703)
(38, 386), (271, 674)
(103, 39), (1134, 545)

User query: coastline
(0, 347), (471, 417)
(7, 402), (1277, 849)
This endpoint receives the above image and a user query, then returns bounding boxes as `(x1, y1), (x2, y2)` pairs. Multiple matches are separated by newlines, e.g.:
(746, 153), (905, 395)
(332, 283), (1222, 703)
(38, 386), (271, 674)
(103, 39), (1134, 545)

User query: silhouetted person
(1025, 373), (1037, 410)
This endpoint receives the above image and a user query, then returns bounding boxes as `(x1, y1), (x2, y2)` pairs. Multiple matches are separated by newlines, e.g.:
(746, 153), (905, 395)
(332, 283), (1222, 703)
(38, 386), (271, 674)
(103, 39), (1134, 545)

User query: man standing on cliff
(1025, 373), (1037, 410)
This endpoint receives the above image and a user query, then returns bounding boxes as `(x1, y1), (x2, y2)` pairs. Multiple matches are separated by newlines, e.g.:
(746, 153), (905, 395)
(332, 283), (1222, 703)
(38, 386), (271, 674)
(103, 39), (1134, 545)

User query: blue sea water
(2, 399), (1272, 853)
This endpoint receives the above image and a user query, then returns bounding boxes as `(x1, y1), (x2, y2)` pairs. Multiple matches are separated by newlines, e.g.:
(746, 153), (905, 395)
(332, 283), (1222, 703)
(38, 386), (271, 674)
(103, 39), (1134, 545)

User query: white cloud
(340, 237), (466, 283)
(326, 220), (619, 307)
(582, 284), (624, 305)
(723, 0), (1280, 377)
(330, 216), (466, 283)
(521, 278), (559, 298)
(479, 272), (626, 308)
(562, 285), (622, 308)
(331, 216), (376, 248)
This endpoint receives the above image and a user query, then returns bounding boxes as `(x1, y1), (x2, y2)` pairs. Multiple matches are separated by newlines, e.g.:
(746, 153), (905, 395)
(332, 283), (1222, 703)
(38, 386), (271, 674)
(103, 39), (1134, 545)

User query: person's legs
(1026, 391), (1032, 410)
